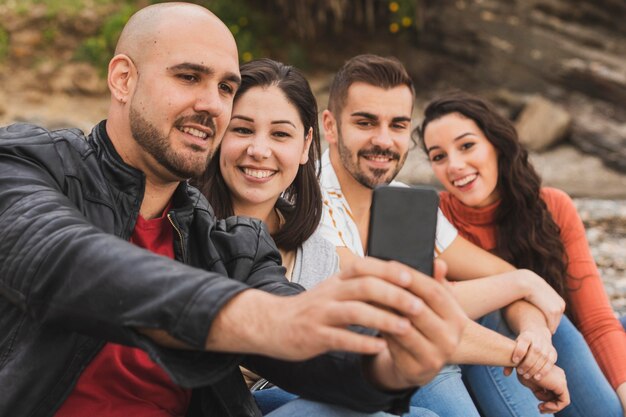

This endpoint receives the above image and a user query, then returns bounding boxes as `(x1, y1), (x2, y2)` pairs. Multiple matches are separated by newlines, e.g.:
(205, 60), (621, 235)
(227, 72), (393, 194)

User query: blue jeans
(264, 398), (393, 416)
(255, 388), (439, 416)
(408, 365), (480, 417)
(463, 311), (622, 417)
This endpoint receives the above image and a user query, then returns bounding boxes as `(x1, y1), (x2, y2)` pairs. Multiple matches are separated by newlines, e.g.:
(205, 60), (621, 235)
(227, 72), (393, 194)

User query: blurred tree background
(0, 0), (625, 179)
(0, 0), (422, 70)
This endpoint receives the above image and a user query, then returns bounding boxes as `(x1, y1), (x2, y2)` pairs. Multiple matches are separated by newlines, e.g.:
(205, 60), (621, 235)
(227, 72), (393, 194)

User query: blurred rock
(530, 145), (626, 198)
(10, 29), (43, 60)
(489, 88), (527, 116)
(22, 90), (45, 104)
(0, 92), (6, 116)
(565, 93), (626, 173)
(58, 8), (102, 36)
(35, 59), (57, 80)
(515, 96), (571, 151)
(50, 63), (107, 95)
(1, 4), (47, 32)
(575, 198), (626, 316)
(560, 58), (626, 107)
(396, 146), (437, 187)
(12, 115), (76, 131)
(409, 0), (626, 170)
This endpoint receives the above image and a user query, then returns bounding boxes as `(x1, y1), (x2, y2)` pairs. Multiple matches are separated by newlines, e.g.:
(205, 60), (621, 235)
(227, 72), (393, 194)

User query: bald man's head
(115, 2), (236, 68)
(105, 2), (240, 183)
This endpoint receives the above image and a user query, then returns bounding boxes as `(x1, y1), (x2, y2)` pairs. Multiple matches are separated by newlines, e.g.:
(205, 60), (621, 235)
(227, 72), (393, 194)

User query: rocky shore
(576, 198), (626, 316)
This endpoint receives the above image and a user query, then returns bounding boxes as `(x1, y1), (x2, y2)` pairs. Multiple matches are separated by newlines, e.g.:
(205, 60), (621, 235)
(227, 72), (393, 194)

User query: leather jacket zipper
(167, 213), (186, 262)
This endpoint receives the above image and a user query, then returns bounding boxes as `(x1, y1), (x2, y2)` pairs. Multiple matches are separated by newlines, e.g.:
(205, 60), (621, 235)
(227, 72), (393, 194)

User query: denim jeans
(255, 388), (439, 416)
(407, 365), (480, 417)
(463, 311), (622, 417)
(253, 386), (298, 414)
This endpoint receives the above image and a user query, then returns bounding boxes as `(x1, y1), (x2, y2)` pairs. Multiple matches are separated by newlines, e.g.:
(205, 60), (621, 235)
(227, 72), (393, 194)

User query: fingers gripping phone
(366, 185), (439, 276)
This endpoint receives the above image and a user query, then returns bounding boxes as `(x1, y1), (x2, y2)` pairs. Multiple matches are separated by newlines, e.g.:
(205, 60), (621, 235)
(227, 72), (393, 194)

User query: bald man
(0, 3), (467, 416)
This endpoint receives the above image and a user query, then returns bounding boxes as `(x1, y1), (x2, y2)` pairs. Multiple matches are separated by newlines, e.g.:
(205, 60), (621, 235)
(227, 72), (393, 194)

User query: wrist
(366, 351), (402, 390)
(518, 323), (552, 339)
(516, 270), (534, 300)
(365, 350), (415, 390)
(205, 289), (279, 354)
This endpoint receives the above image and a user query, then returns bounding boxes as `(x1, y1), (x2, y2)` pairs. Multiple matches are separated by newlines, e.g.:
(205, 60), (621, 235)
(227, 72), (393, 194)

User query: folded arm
(440, 235), (564, 331)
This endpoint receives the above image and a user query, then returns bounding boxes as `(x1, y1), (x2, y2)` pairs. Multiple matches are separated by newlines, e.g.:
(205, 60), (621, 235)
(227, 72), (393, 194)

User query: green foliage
(42, 0), (86, 18)
(0, 27), (8, 62)
(387, 0), (418, 35)
(169, 0), (273, 64)
(2, 0), (420, 75)
(42, 26), (57, 45)
(285, 42), (309, 69)
(71, 0), (279, 73)
(74, 4), (136, 75)
(10, 0), (120, 18)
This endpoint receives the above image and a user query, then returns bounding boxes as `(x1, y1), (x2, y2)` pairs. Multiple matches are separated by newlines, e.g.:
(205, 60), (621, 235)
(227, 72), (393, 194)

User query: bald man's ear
(108, 54), (136, 104)
(322, 109), (339, 145)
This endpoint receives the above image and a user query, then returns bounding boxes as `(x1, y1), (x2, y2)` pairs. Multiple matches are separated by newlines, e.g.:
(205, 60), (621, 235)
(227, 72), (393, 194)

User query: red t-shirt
(55, 208), (192, 416)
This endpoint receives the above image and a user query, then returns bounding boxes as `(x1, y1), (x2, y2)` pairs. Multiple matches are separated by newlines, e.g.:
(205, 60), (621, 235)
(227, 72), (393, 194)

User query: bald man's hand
(205, 258), (438, 360)
(359, 259), (468, 389)
(203, 257), (466, 393)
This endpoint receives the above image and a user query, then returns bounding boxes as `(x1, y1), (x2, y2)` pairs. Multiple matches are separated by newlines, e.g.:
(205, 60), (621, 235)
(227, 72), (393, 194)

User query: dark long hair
(194, 58), (322, 252)
(417, 91), (569, 300)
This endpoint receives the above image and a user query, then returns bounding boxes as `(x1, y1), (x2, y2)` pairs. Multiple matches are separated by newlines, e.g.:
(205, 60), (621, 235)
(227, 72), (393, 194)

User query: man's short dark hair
(328, 54), (416, 116)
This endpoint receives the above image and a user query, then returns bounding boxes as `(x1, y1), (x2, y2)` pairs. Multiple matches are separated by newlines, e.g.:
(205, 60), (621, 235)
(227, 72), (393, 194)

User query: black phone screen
(366, 185), (439, 276)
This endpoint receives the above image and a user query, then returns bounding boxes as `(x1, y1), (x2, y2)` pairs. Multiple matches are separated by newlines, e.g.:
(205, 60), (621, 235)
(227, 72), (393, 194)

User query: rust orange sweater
(440, 187), (626, 389)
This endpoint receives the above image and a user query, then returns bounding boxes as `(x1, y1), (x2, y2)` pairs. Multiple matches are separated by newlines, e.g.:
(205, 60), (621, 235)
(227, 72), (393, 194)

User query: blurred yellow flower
(389, 22), (399, 33)
(230, 24), (240, 35)
(402, 16), (412, 27)
(242, 51), (253, 62)
(389, 2), (399, 13)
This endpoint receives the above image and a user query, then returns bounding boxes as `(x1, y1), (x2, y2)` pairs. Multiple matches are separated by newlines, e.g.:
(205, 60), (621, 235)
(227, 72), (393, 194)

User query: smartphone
(366, 185), (439, 276)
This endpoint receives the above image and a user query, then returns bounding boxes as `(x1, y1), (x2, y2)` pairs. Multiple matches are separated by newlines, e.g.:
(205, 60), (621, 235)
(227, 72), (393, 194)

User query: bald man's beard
(129, 107), (214, 180)
(337, 130), (407, 189)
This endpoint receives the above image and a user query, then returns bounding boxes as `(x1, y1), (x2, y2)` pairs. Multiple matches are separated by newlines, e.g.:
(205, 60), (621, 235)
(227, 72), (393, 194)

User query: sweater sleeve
(544, 187), (626, 389)
(291, 231), (340, 289)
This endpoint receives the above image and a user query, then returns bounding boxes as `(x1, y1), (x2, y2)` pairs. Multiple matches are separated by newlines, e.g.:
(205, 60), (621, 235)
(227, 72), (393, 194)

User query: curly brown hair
(417, 91), (570, 301)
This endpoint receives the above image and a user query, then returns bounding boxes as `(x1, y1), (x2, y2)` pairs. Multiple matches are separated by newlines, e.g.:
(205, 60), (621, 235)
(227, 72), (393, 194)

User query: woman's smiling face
(423, 112), (500, 208)
(219, 85), (311, 213)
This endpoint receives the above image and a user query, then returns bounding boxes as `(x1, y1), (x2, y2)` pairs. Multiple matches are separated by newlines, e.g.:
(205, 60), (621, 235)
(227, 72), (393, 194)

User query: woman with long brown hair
(418, 90), (625, 416)
(195, 58), (334, 287)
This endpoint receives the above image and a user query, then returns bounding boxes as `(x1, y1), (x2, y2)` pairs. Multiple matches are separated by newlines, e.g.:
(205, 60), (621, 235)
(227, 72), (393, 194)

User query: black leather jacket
(0, 121), (411, 416)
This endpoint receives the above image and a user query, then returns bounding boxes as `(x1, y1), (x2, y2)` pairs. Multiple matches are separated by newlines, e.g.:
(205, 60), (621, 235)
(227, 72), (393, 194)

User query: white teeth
(453, 174), (477, 187)
(242, 168), (275, 179)
(180, 126), (208, 139)
(366, 156), (391, 162)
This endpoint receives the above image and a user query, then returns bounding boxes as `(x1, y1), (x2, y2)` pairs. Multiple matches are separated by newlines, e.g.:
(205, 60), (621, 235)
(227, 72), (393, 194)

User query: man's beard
(337, 130), (407, 189)
(129, 106), (216, 179)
